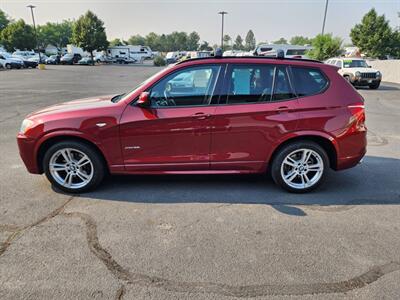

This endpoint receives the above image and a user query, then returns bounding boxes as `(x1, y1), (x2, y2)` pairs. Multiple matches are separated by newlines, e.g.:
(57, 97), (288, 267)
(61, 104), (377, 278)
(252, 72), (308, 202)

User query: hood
(27, 95), (118, 119)
(343, 67), (379, 73)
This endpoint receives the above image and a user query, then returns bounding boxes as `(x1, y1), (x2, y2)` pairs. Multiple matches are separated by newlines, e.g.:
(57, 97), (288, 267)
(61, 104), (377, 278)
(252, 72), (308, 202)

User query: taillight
(348, 104), (366, 132)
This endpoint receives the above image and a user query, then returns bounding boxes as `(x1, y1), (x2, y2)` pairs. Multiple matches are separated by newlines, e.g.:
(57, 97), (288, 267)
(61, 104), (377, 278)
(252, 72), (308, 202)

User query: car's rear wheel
(271, 141), (328, 193)
(43, 141), (105, 193)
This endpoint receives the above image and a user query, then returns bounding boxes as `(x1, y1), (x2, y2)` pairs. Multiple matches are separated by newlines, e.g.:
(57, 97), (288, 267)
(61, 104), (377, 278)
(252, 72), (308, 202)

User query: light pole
(218, 11), (228, 50)
(27, 5), (42, 64)
(321, 0), (329, 35)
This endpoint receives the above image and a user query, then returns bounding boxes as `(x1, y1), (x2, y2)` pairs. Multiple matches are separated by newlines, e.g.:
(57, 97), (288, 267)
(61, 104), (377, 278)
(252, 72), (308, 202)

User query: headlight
(376, 71), (381, 77)
(20, 119), (34, 134)
(355, 71), (361, 77)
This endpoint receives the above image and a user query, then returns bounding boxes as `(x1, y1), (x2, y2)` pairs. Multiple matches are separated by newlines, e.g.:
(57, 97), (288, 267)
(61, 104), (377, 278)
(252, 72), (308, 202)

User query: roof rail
(176, 55), (322, 65)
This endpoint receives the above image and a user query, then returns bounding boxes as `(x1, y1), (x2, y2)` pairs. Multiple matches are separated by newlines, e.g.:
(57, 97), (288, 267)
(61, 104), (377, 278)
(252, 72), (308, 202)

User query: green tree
(273, 37), (288, 44)
(109, 38), (124, 47)
(350, 8), (395, 58)
(127, 34), (146, 46)
(72, 11), (108, 64)
(145, 32), (161, 50)
(0, 9), (10, 32)
(199, 41), (212, 51)
(223, 34), (232, 50)
(244, 30), (256, 51)
(290, 36), (312, 45)
(233, 35), (244, 50)
(307, 34), (342, 61)
(0, 19), (35, 52)
(37, 20), (73, 51)
(187, 31), (200, 50)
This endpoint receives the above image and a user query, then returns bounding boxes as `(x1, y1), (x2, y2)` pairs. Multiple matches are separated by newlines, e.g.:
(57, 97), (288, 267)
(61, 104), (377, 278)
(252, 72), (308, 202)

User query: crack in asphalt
(367, 130), (389, 146)
(115, 285), (126, 300)
(0, 196), (74, 257)
(61, 211), (400, 297)
(0, 111), (21, 124)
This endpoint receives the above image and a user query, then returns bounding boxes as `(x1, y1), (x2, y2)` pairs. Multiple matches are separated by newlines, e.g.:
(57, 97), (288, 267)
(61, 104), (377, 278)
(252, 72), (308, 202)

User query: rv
(107, 45), (153, 63)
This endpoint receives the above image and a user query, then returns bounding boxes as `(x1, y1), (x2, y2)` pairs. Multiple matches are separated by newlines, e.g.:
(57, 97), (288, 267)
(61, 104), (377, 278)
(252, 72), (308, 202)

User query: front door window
(149, 66), (221, 107)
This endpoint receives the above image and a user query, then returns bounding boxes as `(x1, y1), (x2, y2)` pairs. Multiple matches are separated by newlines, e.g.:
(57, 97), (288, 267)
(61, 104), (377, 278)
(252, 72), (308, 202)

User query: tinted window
(286, 49), (307, 55)
(149, 65), (220, 107)
(227, 65), (274, 104)
(272, 67), (295, 101)
(291, 67), (328, 97)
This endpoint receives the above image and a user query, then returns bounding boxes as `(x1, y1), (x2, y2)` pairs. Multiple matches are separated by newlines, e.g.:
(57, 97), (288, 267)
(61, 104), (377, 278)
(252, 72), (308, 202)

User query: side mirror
(137, 92), (150, 107)
(368, 65), (372, 68)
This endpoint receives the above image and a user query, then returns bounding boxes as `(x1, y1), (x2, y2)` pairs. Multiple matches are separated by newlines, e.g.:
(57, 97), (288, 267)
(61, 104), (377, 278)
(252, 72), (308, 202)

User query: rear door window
(224, 64), (296, 104)
(226, 65), (275, 104)
(290, 67), (328, 97)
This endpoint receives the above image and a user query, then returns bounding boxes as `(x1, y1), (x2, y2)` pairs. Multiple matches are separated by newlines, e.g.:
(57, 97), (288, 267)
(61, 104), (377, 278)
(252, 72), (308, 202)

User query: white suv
(326, 57), (382, 89)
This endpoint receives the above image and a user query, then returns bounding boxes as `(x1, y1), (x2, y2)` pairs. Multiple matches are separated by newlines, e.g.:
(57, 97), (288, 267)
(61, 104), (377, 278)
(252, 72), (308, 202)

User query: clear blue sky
(2, 0), (399, 44)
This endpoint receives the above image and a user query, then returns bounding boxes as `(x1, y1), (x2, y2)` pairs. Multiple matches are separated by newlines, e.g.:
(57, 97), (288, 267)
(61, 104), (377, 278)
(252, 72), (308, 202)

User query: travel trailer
(107, 45), (153, 62)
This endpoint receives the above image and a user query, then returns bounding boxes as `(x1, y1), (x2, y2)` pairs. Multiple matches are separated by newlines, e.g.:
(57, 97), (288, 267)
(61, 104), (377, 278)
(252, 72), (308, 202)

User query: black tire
(369, 82), (380, 89)
(43, 141), (105, 193)
(271, 141), (329, 193)
(5, 63), (11, 69)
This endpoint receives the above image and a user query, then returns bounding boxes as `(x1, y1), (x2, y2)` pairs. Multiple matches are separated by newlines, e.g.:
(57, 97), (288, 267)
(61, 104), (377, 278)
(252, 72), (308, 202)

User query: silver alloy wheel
(49, 148), (94, 189)
(280, 148), (324, 190)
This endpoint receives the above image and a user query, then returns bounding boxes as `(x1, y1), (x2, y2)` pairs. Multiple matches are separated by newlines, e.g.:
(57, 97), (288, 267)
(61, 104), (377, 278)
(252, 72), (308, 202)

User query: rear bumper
(335, 130), (367, 170)
(17, 134), (40, 174)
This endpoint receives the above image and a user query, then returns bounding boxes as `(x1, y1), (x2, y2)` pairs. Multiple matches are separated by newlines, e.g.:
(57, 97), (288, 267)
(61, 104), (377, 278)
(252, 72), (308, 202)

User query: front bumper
(351, 78), (381, 86)
(17, 134), (40, 174)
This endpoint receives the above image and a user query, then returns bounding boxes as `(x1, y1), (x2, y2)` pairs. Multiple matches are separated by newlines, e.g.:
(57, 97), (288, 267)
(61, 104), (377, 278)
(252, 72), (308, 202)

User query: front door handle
(276, 106), (290, 113)
(192, 112), (211, 120)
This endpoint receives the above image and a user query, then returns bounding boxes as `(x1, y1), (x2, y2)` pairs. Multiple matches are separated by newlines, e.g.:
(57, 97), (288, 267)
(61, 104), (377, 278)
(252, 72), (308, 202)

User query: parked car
(114, 56), (136, 64)
(325, 57), (382, 89)
(46, 55), (60, 65)
(77, 57), (94, 65)
(28, 54), (48, 64)
(165, 52), (179, 64)
(94, 53), (113, 63)
(17, 55), (366, 193)
(21, 59), (38, 68)
(0, 53), (24, 69)
(12, 50), (35, 59)
(60, 53), (82, 65)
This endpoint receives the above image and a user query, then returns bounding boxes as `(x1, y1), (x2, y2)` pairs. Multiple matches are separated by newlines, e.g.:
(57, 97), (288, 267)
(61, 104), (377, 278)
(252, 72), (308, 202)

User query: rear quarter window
(290, 67), (328, 97)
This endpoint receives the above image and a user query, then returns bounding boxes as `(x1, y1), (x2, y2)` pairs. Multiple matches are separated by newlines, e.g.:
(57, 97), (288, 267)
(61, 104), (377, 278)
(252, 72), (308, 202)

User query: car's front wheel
(271, 141), (329, 193)
(43, 141), (105, 193)
(369, 82), (380, 89)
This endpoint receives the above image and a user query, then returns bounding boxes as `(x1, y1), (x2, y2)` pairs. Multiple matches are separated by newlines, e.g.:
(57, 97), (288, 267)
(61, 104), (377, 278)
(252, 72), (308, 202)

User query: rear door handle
(192, 112), (211, 120)
(276, 106), (290, 113)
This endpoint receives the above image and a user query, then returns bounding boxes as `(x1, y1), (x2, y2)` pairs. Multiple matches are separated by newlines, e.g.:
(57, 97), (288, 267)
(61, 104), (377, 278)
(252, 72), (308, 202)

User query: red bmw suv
(17, 56), (366, 193)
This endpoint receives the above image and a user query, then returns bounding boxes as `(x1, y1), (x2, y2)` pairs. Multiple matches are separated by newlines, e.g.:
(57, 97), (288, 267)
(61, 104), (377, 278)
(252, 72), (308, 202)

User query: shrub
(153, 56), (166, 66)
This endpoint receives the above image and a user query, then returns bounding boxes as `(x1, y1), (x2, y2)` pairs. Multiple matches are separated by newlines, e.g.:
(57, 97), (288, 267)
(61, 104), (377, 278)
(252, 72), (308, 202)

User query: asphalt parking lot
(0, 65), (399, 299)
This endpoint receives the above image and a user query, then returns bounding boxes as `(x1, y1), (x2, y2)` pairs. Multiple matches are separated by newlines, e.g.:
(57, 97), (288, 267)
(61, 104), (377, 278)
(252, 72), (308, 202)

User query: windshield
(343, 59), (368, 68)
(115, 66), (172, 103)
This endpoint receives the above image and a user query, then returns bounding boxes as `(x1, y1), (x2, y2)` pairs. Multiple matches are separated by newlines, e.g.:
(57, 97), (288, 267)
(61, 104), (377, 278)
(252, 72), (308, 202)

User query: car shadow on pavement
(357, 84), (399, 91)
(71, 156), (400, 216)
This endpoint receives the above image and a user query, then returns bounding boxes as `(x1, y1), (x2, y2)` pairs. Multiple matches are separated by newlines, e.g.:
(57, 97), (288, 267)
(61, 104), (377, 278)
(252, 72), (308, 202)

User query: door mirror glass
(137, 92), (150, 107)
